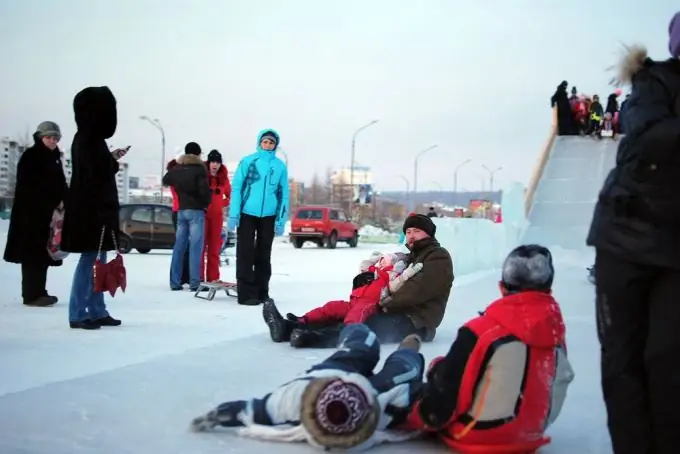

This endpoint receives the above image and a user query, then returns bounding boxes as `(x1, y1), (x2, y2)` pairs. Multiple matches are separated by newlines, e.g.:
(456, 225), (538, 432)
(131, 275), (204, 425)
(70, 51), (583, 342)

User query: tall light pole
(413, 144), (438, 211)
(140, 116), (166, 203)
(453, 158), (471, 194)
(349, 120), (379, 203)
(482, 165), (503, 192)
(397, 175), (410, 210)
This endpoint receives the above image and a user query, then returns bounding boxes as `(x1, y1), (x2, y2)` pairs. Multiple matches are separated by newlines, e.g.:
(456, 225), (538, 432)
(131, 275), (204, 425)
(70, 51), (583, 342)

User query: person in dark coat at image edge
(550, 80), (575, 136)
(61, 86), (124, 330)
(586, 13), (680, 454)
(3, 121), (68, 307)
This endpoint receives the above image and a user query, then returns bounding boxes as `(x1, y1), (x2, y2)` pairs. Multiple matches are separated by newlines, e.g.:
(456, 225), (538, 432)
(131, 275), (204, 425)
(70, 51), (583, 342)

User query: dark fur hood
(73, 86), (117, 139)
(176, 154), (204, 166)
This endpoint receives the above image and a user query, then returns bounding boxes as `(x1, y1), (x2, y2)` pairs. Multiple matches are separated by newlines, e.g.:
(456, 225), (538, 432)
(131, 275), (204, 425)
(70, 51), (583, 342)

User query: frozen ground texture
(0, 139), (616, 454)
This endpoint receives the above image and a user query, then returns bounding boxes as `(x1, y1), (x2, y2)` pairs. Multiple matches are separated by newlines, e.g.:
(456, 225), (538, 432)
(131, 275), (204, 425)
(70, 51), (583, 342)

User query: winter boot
(289, 326), (341, 349)
(398, 334), (422, 352)
(24, 296), (56, 307)
(263, 301), (296, 342)
(190, 400), (248, 432)
(94, 315), (122, 327)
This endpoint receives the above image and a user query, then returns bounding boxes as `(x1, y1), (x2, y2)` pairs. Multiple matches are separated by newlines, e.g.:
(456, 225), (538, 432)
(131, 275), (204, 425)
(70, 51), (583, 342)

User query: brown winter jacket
(383, 237), (453, 340)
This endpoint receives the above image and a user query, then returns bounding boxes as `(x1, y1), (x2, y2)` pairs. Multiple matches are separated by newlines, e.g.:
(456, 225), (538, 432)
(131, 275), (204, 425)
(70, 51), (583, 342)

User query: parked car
(118, 203), (235, 254)
(289, 206), (359, 249)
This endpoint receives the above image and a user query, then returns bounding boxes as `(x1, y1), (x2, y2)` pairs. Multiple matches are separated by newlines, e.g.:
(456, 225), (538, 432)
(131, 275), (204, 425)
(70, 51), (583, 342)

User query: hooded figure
(587, 13), (680, 453)
(550, 80), (575, 135)
(228, 129), (290, 305)
(3, 122), (68, 306)
(61, 86), (123, 330)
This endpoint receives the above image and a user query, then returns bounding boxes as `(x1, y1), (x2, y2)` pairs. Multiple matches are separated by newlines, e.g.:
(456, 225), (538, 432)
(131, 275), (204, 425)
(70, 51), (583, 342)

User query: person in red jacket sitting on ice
(263, 252), (423, 344)
(405, 244), (574, 453)
(202, 150), (231, 283)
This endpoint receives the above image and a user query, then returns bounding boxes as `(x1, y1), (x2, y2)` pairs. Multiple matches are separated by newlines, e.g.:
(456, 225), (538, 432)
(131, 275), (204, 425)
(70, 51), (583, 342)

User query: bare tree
(304, 172), (323, 204)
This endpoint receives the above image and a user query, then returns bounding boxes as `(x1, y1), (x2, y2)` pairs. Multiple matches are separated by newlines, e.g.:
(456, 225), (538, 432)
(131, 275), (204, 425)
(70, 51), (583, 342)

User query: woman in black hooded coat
(586, 20), (680, 453)
(3, 122), (67, 306)
(550, 80), (575, 135)
(61, 86), (124, 330)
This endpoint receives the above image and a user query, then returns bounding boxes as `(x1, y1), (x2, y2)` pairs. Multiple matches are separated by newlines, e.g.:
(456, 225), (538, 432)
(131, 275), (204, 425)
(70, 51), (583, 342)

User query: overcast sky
(0, 0), (676, 191)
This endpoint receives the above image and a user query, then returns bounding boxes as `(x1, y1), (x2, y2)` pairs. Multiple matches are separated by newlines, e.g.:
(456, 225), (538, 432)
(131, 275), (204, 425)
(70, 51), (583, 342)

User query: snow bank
(359, 225), (399, 244)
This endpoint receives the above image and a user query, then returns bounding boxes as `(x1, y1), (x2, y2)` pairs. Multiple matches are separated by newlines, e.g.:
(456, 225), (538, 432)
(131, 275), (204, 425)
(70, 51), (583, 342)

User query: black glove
(214, 188), (221, 195)
(418, 383), (456, 429)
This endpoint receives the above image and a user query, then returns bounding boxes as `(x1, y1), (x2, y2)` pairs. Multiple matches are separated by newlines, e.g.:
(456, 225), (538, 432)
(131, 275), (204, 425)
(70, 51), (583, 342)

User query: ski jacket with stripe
(406, 291), (575, 448)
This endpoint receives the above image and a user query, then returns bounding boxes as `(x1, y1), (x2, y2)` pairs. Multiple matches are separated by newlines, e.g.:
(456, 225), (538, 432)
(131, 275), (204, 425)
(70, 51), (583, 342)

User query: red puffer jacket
(205, 163), (230, 219)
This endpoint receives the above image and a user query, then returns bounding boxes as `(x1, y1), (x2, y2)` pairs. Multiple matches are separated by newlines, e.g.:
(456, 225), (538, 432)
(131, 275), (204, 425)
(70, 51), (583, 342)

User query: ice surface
(0, 134), (613, 454)
(523, 136), (617, 251)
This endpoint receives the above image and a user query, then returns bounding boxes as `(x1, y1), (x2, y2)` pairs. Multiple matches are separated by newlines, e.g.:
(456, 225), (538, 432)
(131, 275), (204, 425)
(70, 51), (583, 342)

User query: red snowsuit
(405, 291), (572, 453)
(301, 266), (392, 325)
(201, 163), (230, 282)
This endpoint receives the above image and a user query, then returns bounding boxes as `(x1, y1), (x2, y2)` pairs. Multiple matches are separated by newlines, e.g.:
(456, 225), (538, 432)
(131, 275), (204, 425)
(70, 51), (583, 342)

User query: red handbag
(93, 227), (127, 297)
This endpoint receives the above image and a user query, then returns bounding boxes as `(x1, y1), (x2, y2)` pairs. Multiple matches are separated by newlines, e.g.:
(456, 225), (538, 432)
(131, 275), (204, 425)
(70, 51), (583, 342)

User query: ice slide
(523, 135), (618, 249)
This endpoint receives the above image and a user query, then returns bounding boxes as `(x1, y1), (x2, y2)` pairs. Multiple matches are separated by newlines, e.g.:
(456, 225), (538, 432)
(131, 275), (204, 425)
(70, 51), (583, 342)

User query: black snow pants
(236, 214), (276, 304)
(595, 249), (680, 454)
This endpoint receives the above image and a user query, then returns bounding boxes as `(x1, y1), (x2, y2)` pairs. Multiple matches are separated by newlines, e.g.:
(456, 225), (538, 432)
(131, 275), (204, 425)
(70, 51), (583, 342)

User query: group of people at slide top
(191, 243), (575, 453)
(163, 129), (290, 307)
(552, 81), (628, 138)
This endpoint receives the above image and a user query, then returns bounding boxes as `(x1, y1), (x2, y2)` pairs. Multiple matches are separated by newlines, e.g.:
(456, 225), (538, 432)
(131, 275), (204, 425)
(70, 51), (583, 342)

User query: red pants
(302, 297), (379, 325)
(201, 214), (223, 282)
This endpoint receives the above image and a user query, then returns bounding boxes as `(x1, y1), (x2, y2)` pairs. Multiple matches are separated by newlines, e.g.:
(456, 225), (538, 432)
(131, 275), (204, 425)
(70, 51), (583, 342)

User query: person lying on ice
(403, 244), (575, 452)
(190, 323), (426, 451)
(263, 252), (423, 346)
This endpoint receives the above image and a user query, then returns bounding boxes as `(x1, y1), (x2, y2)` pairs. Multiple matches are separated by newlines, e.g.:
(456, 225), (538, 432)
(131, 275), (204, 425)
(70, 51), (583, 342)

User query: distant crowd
(551, 80), (629, 138)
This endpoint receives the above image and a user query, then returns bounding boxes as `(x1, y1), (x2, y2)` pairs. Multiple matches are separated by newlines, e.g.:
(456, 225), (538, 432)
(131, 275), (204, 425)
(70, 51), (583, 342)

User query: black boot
(289, 325), (341, 348)
(94, 315), (122, 327)
(70, 320), (101, 330)
(262, 301), (296, 342)
(190, 400), (247, 432)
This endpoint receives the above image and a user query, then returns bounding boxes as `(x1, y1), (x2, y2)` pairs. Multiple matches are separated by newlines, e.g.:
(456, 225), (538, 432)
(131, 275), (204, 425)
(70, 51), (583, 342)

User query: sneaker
(94, 316), (122, 327)
(69, 320), (101, 330)
(398, 334), (422, 352)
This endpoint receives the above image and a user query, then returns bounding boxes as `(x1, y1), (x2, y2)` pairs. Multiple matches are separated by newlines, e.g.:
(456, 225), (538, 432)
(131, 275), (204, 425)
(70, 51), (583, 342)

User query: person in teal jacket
(228, 129), (289, 306)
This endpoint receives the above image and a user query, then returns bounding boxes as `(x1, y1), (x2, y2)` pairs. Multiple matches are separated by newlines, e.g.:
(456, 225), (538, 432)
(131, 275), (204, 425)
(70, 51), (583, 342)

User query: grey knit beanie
(35, 121), (61, 140)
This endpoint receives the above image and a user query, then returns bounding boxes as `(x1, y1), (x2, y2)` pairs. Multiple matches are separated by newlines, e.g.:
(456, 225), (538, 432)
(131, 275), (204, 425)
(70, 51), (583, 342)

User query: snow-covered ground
(0, 220), (610, 453)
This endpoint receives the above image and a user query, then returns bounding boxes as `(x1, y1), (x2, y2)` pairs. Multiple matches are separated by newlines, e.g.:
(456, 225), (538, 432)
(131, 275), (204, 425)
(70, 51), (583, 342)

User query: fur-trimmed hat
(501, 244), (554, 292)
(402, 213), (436, 237)
(300, 377), (380, 450)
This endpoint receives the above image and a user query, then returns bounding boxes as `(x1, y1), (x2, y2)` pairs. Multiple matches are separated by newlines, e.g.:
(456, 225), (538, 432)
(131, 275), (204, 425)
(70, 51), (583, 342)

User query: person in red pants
(201, 150), (231, 283)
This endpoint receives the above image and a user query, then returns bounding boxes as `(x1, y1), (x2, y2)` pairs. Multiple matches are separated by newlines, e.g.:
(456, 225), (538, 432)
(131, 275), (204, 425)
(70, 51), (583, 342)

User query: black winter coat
(3, 138), (68, 266)
(61, 86), (121, 253)
(587, 49), (680, 269)
(162, 153), (211, 211)
(551, 81), (575, 135)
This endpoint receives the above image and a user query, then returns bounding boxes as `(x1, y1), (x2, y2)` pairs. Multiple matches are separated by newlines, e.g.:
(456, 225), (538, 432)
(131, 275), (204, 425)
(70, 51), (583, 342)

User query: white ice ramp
(523, 136), (618, 250)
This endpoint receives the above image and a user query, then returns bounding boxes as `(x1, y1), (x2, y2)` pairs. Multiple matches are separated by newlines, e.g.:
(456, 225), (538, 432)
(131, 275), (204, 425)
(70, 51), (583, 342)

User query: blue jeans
(309, 324), (425, 393)
(69, 251), (110, 322)
(171, 209), (205, 289)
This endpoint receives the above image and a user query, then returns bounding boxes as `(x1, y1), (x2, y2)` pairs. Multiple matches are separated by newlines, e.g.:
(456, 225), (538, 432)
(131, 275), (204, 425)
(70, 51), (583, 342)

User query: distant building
(129, 176), (140, 189)
(0, 136), (26, 199)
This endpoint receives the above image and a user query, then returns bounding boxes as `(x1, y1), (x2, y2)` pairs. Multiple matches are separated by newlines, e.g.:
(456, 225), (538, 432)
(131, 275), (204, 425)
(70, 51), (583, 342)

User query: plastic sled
(447, 436), (550, 454)
(194, 281), (237, 301)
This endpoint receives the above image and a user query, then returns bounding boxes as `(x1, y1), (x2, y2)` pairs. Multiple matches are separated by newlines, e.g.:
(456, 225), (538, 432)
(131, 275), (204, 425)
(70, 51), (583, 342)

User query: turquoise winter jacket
(228, 129), (289, 226)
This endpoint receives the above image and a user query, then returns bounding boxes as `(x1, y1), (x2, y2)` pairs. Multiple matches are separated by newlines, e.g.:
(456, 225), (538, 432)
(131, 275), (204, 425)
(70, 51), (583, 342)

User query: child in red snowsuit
(297, 253), (422, 326)
(202, 150), (231, 282)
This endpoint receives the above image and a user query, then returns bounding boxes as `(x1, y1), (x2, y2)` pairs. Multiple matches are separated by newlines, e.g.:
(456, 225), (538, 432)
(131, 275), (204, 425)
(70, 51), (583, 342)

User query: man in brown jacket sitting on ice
(263, 213), (454, 348)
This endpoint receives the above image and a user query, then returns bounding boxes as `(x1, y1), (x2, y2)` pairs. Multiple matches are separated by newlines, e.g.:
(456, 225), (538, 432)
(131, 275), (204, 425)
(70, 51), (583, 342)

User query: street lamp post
(413, 145), (438, 212)
(397, 175), (410, 210)
(139, 115), (166, 203)
(482, 165), (503, 192)
(453, 158), (472, 194)
(349, 120), (379, 204)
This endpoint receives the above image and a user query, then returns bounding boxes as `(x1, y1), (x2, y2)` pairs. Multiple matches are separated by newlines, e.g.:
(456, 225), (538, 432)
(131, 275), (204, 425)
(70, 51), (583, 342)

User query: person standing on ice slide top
(227, 129), (289, 306)
(201, 149), (230, 283)
(586, 12), (680, 454)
